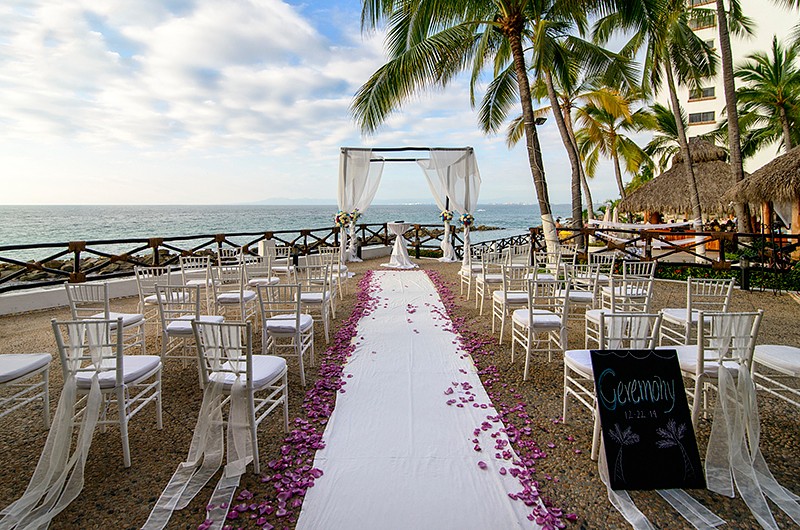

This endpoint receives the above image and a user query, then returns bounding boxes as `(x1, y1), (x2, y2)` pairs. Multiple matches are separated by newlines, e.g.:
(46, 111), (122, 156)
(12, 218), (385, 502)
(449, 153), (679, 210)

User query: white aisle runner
(297, 271), (542, 530)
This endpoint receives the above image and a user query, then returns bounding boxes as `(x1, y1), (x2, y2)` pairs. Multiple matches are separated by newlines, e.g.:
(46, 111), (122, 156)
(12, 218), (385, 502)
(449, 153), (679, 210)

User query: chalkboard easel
(590, 348), (705, 491)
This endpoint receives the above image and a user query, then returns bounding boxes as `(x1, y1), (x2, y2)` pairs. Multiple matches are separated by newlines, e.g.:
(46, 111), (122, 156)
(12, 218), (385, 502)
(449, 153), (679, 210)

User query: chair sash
(705, 316), (800, 529)
(0, 322), (107, 530)
(143, 324), (253, 530)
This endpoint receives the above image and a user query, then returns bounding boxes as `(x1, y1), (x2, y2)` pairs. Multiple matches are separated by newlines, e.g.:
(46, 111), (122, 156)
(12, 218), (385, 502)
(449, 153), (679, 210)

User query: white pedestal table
(382, 222), (417, 269)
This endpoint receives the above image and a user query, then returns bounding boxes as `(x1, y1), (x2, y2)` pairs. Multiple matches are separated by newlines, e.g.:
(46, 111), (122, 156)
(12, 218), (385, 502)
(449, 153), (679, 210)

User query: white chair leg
(591, 410), (602, 461)
(42, 368), (51, 429)
(282, 373), (289, 432)
(118, 388), (131, 468)
(248, 391), (260, 474)
(297, 334), (307, 388)
(156, 372), (163, 430)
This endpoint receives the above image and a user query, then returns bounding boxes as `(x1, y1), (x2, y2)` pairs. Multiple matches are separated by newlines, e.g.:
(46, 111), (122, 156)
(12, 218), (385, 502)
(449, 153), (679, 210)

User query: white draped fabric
(417, 149), (481, 265)
(297, 271), (541, 529)
(337, 149), (385, 262)
(143, 324), (253, 530)
(0, 322), (104, 530)
(704, 315), (800, 529)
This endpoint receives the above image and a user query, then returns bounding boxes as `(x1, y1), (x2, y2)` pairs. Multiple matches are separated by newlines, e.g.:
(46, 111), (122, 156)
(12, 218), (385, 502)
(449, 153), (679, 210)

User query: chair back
(256, 284), (303, 331)
(64, 282), (110, 320)
(598, 313), (663, 350)
(603, 276), (653, 313)
(588, 252), (616, 277)
(686, 277), (734, 315)
(480, 251), (505, 277)
(215, 264), (246, 290)
(192, 320), (253, 388)
(218, 247), (243, 267)
(135, 266), (173, 304)
(318, 246), (342, 264)
(622, 260), (656, 280)
(504, 244), (531, 266)
(697, 311), (763, 372)
(180, 255), (212, 284)
(52, 318), (124, 385)
(565, 263), (601, 294)
(242, 254), (273, 280)
(265, 245), (292, 263)
(500, 264), (534, 294)
(526, 277), (570, 322)
(300, 264), (331, 295)
(533, 251), (562, 277)
(156, 284), (201, 330)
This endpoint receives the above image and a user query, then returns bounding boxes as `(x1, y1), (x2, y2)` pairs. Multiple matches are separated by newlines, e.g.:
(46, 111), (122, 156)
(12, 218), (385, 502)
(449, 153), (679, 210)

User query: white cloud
(0, 0), (626, 206)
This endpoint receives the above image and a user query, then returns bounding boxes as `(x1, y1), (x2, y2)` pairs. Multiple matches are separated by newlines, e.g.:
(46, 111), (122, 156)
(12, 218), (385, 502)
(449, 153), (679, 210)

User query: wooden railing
(2, 222), (797, 293)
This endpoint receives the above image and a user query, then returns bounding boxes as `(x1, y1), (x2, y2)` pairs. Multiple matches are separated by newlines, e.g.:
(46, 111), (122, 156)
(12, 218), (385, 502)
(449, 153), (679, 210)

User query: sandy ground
(0, 257), (798, 529)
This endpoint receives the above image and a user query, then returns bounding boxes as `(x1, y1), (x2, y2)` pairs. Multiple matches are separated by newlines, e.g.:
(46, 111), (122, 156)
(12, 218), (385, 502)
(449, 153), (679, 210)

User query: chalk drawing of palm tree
(656, 419), (695, 480)
(608, 424), (640, 485)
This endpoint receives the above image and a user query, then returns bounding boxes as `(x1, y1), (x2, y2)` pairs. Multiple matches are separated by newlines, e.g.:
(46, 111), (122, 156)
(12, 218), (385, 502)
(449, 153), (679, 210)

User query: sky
(0, 0), (627, 206)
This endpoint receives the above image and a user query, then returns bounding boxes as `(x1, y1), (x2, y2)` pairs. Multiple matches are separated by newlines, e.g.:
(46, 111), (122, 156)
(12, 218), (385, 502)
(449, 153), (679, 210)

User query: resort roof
(723, 145), (800, 203)
(618, 138), (741, 215)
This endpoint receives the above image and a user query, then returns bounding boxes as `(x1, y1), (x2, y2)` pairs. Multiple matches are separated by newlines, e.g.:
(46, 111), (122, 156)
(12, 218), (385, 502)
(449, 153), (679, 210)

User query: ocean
(0, 203), (573, 261)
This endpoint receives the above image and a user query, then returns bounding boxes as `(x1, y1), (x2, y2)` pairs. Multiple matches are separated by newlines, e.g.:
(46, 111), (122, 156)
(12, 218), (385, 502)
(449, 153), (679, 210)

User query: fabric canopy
(418, 149), (481, 263)
(338, 149), (385, 261)
(337, 147), (481, 263)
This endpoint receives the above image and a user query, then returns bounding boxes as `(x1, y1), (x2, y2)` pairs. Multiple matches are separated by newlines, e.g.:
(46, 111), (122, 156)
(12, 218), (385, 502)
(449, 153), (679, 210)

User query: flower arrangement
(333, 210), (351, 227)
(440, 209), (454, 222)
(350, 208), (362, 223)
(459, 213), (475, 227)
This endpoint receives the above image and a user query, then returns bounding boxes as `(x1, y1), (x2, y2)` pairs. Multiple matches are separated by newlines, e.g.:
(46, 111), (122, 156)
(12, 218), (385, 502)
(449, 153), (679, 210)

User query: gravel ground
(0, 258), (798, 529)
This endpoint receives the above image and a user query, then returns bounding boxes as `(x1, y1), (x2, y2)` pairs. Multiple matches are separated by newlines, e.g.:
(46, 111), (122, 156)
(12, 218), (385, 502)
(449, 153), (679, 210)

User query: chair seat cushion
(512, 309), (562, 329)
(217, 290), (257, 304)
(754, 345), (800, 377)
(530, 273), (555, 281)
(166, 315), (225, 335)
(601, 285), (648, 298)
(76, 355), (161, 389)
(300, 292), (331, 304)
(186, 278), (218, 287)
(265, 314), (314, 334)
(655, 345), (727, 377)
(492, 290), (527, 304)
(209, 355), (287, 390)
(248, 276), (281, 287)
(91, 312), (144, 329)
(568, 291), (595, 304)
(145, 291), (189, 305)
(478, 274), (503, 284)
(564, 349), (593, 376)
(661, 308), (710, 326)
(0, 353), (52, 383)
(585, 308), (608, 324)
(272, 265), (294, 274)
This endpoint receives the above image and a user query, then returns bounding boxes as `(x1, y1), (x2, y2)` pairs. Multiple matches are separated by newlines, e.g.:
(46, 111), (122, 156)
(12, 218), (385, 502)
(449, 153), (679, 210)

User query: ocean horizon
(0, 203), (573, 261)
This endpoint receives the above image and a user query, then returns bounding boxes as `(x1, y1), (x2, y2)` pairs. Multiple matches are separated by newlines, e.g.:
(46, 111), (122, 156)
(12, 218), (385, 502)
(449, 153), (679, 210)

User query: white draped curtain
(418, 149), (481, 265)
(337, 149), (385, 262)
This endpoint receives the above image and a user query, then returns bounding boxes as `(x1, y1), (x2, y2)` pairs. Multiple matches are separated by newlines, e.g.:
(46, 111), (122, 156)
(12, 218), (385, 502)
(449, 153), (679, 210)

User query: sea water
(0, 203), (573, 260)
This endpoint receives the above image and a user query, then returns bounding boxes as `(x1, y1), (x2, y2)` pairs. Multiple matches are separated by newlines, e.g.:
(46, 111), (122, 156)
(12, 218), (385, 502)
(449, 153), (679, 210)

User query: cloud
(0, 0), (623, 206)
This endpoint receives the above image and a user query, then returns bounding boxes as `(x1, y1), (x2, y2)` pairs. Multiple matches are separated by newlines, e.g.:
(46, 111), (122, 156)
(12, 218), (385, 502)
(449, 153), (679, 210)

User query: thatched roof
(619, 138), (742, 215)
(723, 145), (800, 203)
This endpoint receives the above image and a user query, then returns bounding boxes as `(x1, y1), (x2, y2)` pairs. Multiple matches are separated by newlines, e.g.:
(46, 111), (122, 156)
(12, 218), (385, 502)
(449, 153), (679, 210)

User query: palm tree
(574, 89), (651, 199)
(643, 102), (687, 172)
(354, 0), (594, 253)
(735, 36), (800, 152)
(507, 72), (638, 224)
(595, 0), (717, 247)
(711, 0), (755, 233)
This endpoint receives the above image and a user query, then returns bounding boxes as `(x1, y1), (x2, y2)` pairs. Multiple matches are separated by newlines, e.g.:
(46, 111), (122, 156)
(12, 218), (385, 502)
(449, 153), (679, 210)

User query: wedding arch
(337, 146), (482, 265)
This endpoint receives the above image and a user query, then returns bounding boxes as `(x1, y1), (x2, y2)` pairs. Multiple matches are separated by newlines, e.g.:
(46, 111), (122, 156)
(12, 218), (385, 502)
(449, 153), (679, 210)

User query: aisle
(296, 270), (542, 530)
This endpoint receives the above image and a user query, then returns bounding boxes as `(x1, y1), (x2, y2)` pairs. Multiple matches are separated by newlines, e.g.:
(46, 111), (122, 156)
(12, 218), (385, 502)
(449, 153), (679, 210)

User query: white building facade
(671, 0), (797, 172)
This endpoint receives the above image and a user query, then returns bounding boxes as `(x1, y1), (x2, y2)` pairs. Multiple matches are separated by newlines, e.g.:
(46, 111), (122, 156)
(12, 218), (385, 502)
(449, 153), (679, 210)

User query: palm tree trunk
(544, 71), (584, 249)
(664, 55), (706, 260)
(507, 29), (558, 253)
(564, 109), (595, 222)
(716, 0), (752, 233)
(780, 106), (794, 150)
(612, 149), (626, 199)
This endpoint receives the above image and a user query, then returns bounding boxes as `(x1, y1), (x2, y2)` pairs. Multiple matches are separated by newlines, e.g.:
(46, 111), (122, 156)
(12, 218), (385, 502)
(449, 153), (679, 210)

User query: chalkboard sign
(590, 349), (705, 491)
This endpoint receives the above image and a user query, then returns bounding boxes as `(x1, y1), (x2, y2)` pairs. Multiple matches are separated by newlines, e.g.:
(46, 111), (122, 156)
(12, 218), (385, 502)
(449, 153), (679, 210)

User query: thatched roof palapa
(619, 138), (742, 215)
(723, 145), (800, 203)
